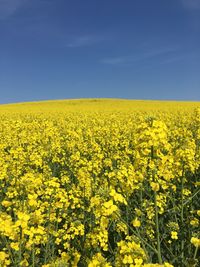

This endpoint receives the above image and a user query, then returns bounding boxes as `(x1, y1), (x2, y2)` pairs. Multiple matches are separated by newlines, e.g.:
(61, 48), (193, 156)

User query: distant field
(1, 98), (200, 113)
(0, 99), (199, 266)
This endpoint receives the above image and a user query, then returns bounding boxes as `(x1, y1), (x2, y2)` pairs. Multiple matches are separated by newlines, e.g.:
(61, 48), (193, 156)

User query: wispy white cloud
(180, 0), (200, 10)
(66, 35), (104, 48)
(101, 46), (178, 66)
(0, 0), (27, 19)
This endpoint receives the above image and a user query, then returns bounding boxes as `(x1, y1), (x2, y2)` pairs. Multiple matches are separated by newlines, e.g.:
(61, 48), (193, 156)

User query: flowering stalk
(32, 244), (35, 267)
(151, 145), (162, 264)
(193, 246), (199, 260)
(154, 191), (162, 264)
(180, 170), (184, 266)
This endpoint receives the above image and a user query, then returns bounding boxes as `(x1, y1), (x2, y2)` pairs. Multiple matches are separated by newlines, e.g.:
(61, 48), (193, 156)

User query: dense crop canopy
(0, 99), (199, 266)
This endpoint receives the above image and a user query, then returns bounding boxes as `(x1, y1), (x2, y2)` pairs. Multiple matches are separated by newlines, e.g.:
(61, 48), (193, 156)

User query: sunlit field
(0, 99), (199, 267)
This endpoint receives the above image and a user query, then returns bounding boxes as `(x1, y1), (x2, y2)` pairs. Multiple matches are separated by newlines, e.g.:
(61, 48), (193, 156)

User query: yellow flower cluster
(191, 237), (200, 248)
(0, 99), (200, 266)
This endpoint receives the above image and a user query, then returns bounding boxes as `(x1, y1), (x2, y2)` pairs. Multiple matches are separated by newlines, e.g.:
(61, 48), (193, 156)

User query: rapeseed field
(0, 99), (199, 266)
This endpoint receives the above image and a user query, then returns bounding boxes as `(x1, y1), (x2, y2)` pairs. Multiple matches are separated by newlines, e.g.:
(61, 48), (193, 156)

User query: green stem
(136, 228), (150, 261)
(180, 173), (184, 265)
(171, 242), (190, 264)
(193, 246), (198, 260)
(154, 191), (162, 264)
(150, 144), (162, 264)
(2, 236), (15, 265)
(19, 226), (23, 265)
(163, 240), (174, 258)
(166, 188), (200, 214)
(116, 213), (158, 254)
(44, 196), (52, 264)
(126, 196), (129, 235)
(183, 188), (200, 207)
(32, 244), (35, 267)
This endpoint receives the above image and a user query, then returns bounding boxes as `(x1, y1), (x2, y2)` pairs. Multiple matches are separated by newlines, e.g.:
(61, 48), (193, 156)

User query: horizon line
(1, 97), (200, 106)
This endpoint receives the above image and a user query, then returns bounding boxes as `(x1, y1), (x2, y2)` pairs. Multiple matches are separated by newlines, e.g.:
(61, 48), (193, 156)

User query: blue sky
(0, 0), (200, 103)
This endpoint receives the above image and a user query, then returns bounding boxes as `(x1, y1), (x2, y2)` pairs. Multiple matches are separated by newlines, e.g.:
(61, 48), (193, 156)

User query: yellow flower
(2, 200), (12, 207)
(88, 252), (111, 267)
(132, 218), (141, 228)
(191, 237), (200, 247)
(16, 211), (30, 226)
(88, 259), (99, 267)
(109, 188), (127, 205)
(0, 251), (7, 261)
(0, 251), (10, 266)
(10, 242), (20, 251)
(103, 200), (118, 216)
(123, 255), (133, 264)
(190, 218), (199, 227)
(164, 263), (174, 267)
(171, 231), (178, 240)
(135, 208), (142, 216)
(28, 194), (37, 207)
(20, 259), (29, 266)
(134, 257), (143, 265)
(150, 182), (160, 192)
